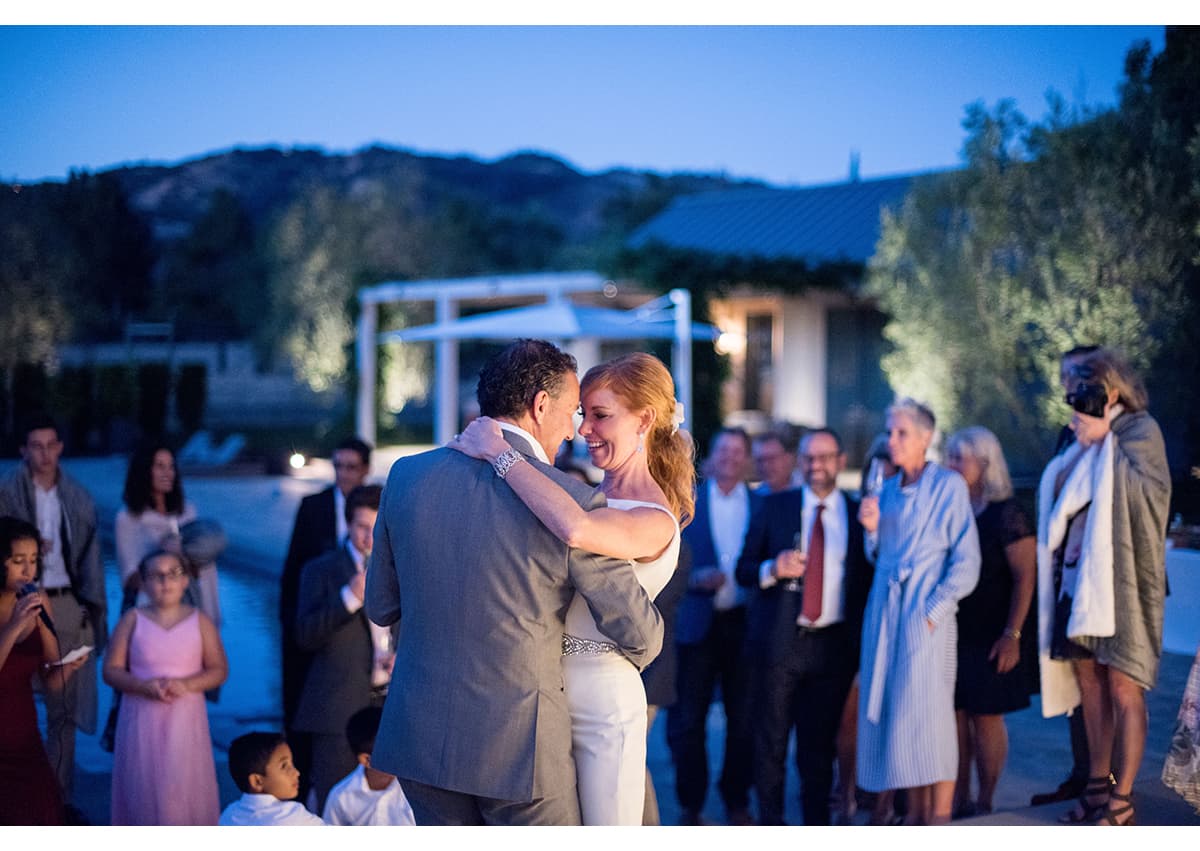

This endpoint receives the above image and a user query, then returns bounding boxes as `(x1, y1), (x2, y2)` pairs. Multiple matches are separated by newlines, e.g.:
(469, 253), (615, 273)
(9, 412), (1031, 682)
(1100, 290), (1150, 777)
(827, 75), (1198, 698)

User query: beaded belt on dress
(561, 633), (620, 657)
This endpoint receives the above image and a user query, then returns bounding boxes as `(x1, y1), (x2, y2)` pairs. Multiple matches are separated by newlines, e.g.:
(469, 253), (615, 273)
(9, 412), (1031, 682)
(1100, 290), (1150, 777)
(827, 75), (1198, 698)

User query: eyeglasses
(145, 567), (187, 582)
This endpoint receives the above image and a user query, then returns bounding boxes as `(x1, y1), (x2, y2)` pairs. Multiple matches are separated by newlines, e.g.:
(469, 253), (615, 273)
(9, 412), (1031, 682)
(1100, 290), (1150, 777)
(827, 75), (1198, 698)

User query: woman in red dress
(0, 516), (88, 826)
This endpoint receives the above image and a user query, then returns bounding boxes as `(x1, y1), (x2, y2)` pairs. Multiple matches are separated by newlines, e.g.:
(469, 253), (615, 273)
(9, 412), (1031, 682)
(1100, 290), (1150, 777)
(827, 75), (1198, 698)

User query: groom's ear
(530, 389), (551, 424)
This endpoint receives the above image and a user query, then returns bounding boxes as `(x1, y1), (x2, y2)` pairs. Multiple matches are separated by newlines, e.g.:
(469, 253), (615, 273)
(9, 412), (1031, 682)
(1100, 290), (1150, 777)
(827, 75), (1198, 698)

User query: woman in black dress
(945, 427), (1037, 817)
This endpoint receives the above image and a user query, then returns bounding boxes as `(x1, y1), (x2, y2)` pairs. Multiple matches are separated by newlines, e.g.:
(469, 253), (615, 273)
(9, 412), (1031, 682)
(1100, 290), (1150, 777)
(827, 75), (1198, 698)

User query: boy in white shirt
(323, 707), (415, 826)
(220, 732), (325, 826)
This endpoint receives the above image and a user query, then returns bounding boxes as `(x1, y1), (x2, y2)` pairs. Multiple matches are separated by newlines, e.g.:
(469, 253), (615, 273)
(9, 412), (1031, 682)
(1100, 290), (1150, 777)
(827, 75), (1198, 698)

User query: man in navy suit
(751, 428), (802, 495)
(293, 484), (395, 813)
(279, 436), (372, 802)
(667, 427), (757, 825)
(736, 427), (873, 825)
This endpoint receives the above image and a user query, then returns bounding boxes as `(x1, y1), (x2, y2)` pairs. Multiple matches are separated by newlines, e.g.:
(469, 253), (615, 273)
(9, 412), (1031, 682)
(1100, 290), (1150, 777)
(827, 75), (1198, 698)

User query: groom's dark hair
(477, 339), (577, 419)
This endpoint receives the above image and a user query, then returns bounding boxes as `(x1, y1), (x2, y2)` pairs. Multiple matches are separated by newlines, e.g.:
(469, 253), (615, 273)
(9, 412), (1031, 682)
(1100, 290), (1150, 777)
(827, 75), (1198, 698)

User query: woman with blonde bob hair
(857, 398), (981, 824)
(1039, 347), (1170, 826)
(451, 350), (694, 824)
(944, 426), (1037, 818)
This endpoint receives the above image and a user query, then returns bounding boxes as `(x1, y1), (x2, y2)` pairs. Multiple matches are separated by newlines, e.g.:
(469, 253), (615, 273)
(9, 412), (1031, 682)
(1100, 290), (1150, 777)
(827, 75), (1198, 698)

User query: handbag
(180, 518), (228, 567)
(1162, 643), (1200, 814)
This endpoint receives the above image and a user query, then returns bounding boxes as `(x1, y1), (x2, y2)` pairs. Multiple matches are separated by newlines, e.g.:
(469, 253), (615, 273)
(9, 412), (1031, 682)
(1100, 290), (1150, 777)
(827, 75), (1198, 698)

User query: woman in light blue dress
(857, 399), (981, 824)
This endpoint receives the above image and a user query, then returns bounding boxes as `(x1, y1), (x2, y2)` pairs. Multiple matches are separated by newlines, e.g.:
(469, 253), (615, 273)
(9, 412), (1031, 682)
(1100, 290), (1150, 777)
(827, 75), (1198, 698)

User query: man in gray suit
(293, 483), (394, 813)
(0, 412), (104, 821)
(366, 339), (663, 826)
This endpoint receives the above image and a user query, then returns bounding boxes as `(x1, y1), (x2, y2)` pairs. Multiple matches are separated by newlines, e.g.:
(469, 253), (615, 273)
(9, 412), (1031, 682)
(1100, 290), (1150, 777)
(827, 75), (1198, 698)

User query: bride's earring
(636, 432), (645, 453)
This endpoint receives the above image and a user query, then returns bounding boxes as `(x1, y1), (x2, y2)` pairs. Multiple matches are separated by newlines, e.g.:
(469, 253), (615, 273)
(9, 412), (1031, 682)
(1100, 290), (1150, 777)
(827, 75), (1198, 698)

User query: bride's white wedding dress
(562, 498), (680, 825)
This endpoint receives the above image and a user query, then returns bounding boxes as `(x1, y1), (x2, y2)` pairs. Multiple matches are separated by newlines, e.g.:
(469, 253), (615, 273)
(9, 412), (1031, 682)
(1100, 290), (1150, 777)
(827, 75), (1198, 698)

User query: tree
(1116, 27), (1200, 476)
(160, 189), (265, 339)
(55, 171), (155, 339)
(866, 33), (1200, 475)
(0, 185), (74, 436)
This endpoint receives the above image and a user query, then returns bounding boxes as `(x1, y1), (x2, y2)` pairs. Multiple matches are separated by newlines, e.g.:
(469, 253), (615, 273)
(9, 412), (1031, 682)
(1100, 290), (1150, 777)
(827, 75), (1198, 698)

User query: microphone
(17, 583), (58, 637)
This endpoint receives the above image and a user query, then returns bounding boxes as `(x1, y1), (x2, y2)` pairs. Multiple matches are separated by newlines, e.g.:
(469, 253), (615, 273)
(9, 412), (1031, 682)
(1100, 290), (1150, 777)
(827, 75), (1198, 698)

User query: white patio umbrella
(359, 285), (707, 446)
(379, 300), (717, 343)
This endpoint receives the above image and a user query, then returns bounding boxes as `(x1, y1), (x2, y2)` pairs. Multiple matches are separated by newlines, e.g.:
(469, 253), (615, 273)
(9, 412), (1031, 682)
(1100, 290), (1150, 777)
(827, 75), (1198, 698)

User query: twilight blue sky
(0, 25), (1168, 187)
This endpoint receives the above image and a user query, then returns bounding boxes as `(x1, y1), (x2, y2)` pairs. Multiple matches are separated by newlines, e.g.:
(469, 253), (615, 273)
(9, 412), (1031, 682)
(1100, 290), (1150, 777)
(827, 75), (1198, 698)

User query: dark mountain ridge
(104, 143), (767, 246)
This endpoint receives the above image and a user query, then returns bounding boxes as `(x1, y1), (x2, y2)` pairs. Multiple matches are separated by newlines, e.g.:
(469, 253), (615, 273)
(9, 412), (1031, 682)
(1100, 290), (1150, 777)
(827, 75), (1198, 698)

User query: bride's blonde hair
(581, 352), (695, 529)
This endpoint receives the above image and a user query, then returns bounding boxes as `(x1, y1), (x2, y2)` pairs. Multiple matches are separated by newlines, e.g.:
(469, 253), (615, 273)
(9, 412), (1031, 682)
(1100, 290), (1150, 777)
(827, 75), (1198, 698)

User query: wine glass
(864, 458), (886, 498)
(782, 531), (804, 592)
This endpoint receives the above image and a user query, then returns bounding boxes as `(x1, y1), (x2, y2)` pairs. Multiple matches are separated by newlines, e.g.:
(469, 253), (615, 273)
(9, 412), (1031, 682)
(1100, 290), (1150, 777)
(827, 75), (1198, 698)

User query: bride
(451, 351), (694, 825)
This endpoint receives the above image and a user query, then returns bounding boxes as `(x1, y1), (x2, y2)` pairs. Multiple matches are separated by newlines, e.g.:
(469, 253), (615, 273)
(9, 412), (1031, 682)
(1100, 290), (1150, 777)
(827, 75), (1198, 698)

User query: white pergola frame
(355, 271), (694, 447)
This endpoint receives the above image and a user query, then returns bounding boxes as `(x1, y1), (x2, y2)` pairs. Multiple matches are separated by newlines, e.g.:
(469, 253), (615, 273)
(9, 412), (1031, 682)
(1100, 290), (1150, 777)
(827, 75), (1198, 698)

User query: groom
(366, 339), (664, 825)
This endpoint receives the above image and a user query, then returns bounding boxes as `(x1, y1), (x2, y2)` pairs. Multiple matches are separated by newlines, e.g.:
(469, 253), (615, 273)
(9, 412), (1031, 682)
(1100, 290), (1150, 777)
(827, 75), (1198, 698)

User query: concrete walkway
(10, 456), (1199, 827)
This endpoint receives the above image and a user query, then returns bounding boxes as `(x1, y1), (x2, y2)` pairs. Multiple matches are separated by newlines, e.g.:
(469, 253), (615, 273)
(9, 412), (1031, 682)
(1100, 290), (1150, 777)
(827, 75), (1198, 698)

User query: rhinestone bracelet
(492, 448), (525, 479)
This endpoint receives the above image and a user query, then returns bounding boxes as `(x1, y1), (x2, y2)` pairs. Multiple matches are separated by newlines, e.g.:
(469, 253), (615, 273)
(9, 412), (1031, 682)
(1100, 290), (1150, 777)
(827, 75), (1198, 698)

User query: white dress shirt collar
(498, 421), (551, 464)
(347, 537), (367, 571)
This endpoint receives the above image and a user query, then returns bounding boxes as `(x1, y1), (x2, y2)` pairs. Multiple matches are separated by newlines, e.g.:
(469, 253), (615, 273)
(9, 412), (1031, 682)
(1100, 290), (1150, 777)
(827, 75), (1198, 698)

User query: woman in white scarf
(1039, 348), (1171, 826)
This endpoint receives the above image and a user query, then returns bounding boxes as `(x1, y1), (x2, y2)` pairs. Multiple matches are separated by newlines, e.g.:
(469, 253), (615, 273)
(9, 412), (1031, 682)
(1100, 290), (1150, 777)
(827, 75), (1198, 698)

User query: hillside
(109, 144), (763, 250)
(1, 144), (765, 361)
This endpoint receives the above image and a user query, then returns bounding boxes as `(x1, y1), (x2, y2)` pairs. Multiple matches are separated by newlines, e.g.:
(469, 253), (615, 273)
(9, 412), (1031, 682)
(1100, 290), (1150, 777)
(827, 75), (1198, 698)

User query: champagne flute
(864, 457), (886, 497)
(783, 531), (804, 592)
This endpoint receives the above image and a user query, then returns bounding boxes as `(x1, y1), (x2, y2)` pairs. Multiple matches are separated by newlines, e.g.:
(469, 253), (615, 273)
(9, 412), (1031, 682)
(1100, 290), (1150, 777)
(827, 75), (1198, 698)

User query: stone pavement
(8, 455), (1198, 827)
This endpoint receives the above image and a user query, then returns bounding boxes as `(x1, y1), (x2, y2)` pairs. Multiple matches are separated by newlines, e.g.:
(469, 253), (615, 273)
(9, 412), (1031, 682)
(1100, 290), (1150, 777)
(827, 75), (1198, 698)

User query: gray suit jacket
(292, 544), (390, 736)
(365, 431), (664, 803)
(0, 462), (105, 649)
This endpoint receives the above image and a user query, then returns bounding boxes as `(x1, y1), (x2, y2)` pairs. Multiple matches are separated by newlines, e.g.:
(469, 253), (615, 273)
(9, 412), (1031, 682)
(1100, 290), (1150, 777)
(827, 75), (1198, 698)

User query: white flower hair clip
(671, 401), (685, 435)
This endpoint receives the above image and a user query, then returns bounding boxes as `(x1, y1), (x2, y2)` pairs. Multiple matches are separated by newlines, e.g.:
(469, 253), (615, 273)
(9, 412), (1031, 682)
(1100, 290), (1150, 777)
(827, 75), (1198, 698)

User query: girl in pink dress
(104, 549), (228, 825)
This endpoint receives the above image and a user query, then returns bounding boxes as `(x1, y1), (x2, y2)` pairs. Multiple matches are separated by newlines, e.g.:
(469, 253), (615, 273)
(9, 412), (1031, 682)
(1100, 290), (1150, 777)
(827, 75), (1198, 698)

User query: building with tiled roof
(629, 174), (914, 264)
(628, 172), (924, 460)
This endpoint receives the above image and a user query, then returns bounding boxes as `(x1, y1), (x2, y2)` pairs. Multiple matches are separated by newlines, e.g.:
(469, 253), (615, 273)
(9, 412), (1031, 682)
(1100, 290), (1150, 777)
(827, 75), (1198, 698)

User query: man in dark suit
(279, 435), (372, 801)
(752, 428), (802, 495)
(736, 427), (873, 825)
(641, 544), (690, 825)
(292, 483), (394, 813)
(667, 427), (757, 826)
(365, 339), (662, 826)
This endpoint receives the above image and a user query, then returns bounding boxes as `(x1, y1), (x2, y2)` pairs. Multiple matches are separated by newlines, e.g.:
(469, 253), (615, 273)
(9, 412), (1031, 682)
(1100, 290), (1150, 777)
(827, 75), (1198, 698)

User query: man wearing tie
(279, 436), (372, 802)
(293, 484), (396, 814)
(736, 428), (873, 825)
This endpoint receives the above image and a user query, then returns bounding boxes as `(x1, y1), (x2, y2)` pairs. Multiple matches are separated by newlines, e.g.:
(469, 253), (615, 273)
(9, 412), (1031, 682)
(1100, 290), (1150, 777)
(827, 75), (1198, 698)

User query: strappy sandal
(1058, 775), (1113, 824)
(1098, 791), (1135, 826)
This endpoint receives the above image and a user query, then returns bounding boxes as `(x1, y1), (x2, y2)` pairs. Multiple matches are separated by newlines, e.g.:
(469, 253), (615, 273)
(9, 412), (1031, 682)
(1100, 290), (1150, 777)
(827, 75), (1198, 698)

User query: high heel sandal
(1057, 775), (1113, 824)
(1099, 791), (1135, 826)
